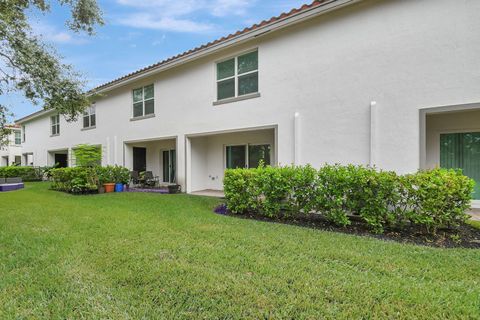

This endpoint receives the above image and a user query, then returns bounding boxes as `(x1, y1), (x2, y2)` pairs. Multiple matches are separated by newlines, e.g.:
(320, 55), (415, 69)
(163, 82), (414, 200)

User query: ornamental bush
(0, 166), (43, 181)
(50, 167), (99, 194)
(224, 165), (474, 235)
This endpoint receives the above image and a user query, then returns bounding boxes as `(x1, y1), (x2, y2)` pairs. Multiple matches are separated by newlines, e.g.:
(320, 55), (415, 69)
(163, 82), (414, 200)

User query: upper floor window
(83, 105), (96, 129)
(14, 131), (21, 145)
(132, 84), (154, 118)
(22, 125), (25, 142)
(216, 50), (258, 101)
(51, 115), (60, 136)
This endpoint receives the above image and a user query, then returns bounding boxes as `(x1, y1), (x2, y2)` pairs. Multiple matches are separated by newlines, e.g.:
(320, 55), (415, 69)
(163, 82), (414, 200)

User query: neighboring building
(15, 0), (480, 203)
(0, 125), (22, 166)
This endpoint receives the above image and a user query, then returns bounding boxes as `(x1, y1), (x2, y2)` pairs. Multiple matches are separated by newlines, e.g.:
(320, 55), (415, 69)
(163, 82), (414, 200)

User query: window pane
(52, 126), (57, 135)
(248, 144), (271, 168)
(144, 85), (154, 100)
(238, 51), (258, 74)
(238, 72), (258, 96)
(133, 88), (143, 103)
(217, 58), (235, 80)
(83, 116), (90, 128)
(133, 102), (143, 117)
(145, 99), (154, 115)
(226, 145), (246, 169)
(15, 131), (21, 144)
(57, 124), (60, 135)
(90, 114), (96, 127)
(217, 78), (235, 100)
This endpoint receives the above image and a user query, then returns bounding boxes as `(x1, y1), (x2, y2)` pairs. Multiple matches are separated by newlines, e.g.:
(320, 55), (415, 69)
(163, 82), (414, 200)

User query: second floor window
(83, 105), (96, 128)
(51, 115), (60, 136)
(133, 84), (154, 118)
(14, 131), (21, 145)
(22, 125), (25, 142)
(216, 50), (258, 101)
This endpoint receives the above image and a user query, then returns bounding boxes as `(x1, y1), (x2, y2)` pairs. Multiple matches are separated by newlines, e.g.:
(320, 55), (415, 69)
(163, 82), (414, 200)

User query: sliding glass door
(440, 132), (480, 199)
(162, 150), (176, 183)
(226, 144), (271, 169)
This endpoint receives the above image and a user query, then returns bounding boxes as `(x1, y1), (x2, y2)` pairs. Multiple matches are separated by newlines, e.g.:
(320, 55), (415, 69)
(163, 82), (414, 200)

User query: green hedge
(224, 165), (474, 234)
(0, 166), (44, 181)
(50, 167), (98, 194)
(50, 165), (131, 194)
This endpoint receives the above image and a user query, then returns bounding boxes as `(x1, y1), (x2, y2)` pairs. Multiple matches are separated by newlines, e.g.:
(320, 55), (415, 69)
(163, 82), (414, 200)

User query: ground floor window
(162, 149), (176, 183)
(226, 144), (271, 169)
(440, 132), (480, 199)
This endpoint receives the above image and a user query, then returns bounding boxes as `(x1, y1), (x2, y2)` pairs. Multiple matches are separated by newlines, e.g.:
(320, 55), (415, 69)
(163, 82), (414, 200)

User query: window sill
(130, 114), (155, 121)
(213, 92), (260, 106)
(50, 134), (59, 137)
(81, 126), (96, 131)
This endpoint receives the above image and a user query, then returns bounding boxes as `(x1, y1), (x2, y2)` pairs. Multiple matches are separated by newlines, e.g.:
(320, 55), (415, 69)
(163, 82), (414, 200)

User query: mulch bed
(220, 210), (480, 249)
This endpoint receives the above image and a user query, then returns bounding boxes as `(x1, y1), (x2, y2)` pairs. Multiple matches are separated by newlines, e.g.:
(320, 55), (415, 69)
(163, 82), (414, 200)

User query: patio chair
(130, 171), (140, 186)
(144, 171), (159, 187)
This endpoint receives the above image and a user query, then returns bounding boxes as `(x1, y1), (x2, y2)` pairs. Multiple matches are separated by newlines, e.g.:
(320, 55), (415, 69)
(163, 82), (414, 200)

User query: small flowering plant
(214, 203), (228, 215)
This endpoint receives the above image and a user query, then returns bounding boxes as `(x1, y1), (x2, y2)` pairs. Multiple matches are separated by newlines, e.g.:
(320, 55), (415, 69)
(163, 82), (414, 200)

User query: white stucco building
(0, 125), (22, 167)
(16, 0), (480, 200)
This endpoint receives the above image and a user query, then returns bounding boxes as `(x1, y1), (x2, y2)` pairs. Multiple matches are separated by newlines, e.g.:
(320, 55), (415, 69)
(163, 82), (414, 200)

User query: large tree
(0, 0), (103, 144)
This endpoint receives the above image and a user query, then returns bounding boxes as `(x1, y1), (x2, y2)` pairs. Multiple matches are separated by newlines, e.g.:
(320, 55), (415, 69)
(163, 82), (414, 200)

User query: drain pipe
(370, 101), (377, 167)
(294, 112), (301, 165)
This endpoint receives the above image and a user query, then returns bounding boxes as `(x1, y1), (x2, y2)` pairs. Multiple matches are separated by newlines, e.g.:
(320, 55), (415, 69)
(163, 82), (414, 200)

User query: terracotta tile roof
(91, 0), (335, 93)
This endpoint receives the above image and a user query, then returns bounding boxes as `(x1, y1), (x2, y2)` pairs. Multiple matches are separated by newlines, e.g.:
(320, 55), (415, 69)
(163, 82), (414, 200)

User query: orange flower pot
(103, 183), (115, 193)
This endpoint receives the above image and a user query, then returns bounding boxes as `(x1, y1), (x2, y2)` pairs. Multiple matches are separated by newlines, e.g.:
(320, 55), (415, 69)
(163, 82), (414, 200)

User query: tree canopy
(0, 0), (103, 143)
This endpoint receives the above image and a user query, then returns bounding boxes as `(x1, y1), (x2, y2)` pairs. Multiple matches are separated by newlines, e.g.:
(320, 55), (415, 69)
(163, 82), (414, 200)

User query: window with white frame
(51, 115), (60, 136)
(132, 84), (154, 118)
(14, 131), (21, 145)
(83, 105), (96, 128)
(216, 50), (258, 101)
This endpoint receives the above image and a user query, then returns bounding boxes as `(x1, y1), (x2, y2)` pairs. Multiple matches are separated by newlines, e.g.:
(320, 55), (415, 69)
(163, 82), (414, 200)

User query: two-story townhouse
(16, 0), (480, 204)
(0, 125), (23, 166)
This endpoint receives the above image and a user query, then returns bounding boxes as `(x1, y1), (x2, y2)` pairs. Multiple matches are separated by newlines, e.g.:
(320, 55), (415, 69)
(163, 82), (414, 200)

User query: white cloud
(117, 13), (214, 33)
(30, 21), (87, 45)
(114, 0), (256, 33)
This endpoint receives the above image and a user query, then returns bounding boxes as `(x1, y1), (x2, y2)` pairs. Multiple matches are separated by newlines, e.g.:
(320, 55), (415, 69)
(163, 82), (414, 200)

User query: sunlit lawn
(0, 182), (479, 319)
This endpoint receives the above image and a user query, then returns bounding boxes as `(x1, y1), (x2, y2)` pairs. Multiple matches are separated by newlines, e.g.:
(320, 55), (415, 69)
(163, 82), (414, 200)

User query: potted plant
(96, 166), (106, 193)
(168, 184), (181, 194)
(114, 166), (130, 192)
(102, 166), (115, 193)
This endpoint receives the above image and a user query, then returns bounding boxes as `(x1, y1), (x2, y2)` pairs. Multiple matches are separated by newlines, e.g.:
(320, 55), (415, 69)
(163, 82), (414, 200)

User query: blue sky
(5, 0), (307, 121)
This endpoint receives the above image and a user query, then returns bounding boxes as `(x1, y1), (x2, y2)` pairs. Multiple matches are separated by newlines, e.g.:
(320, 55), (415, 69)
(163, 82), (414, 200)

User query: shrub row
(0, 166), (44, 181)
(50, 165), (130, 194)
(50, 167), (98, 194)
(224, 164), (474, 234)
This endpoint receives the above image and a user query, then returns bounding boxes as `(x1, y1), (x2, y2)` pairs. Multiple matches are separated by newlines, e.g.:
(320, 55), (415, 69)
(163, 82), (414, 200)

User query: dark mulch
(218, 208), (480, 249)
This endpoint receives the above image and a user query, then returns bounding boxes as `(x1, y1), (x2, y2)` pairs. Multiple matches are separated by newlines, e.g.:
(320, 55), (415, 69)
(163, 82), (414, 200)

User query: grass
(0, 183), (479, 319)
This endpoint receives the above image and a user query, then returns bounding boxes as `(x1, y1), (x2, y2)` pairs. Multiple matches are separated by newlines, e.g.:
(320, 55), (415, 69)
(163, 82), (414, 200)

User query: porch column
(176, 134), (187, 193)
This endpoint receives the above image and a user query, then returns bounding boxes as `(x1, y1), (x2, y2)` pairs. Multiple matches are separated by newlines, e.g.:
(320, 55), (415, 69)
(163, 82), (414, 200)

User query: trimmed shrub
(223, 165), (474, 235)
(50, 167), (98, 194)
(0, 166), (43, 181)
(403, 169), (474, 234)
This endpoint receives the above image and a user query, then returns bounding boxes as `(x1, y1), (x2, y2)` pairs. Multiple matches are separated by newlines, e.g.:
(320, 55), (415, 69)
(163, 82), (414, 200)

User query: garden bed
(221, 209), (480, 248)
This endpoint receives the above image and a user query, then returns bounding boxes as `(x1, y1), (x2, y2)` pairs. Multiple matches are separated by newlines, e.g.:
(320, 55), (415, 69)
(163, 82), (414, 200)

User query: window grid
(133, 85), (154, 118)
(83, 105), (96, 128)
(14, 131), (21, 145)
(51, 115), (60, 136)
(216, 50), (258, 101)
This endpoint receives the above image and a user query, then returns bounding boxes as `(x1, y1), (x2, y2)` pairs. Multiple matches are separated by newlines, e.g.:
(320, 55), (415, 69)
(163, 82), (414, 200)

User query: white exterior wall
(0, 128), (22, 166)
(18, 0), (480, 191)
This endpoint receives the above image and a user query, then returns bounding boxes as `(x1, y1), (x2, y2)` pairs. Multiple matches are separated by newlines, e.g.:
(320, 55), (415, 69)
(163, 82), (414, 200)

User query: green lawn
(0, 183), (479, 319)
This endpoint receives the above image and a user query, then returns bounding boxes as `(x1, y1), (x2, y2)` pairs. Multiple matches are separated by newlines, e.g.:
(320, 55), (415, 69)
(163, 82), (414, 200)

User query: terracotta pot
(103, 183), (115, 193)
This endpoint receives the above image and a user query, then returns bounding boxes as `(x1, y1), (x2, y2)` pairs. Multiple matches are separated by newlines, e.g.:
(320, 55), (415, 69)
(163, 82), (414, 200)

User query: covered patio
(421, 105), (480, 206)
(186, 126), (277, 194)
(124, 137), (177, 187)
